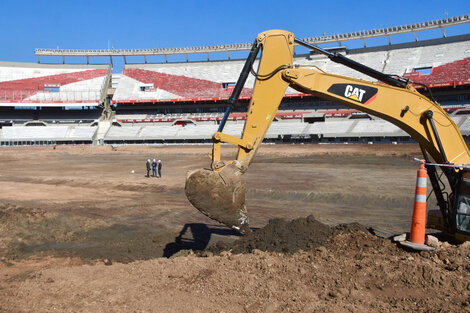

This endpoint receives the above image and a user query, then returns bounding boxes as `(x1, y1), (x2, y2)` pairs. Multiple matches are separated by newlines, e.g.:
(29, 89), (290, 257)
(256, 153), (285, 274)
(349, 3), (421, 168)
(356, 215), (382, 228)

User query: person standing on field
(152, 159), (157, 177)
(157, 160), (162, 178)
(146, 159), (151, 177)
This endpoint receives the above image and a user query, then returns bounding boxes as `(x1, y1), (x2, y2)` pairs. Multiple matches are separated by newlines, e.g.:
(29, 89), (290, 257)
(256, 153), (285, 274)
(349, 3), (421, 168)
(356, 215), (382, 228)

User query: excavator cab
(429, 168), (470, 242)
(453, 171), (470, 239)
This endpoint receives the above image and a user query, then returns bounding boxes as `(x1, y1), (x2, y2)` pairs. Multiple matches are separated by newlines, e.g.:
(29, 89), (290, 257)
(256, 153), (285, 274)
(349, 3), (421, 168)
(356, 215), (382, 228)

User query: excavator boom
(185, 30), (470, 237)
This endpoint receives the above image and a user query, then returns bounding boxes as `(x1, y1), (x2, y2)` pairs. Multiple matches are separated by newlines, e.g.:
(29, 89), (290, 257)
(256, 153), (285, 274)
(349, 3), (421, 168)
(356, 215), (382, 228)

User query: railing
(0, 89), (101, 103)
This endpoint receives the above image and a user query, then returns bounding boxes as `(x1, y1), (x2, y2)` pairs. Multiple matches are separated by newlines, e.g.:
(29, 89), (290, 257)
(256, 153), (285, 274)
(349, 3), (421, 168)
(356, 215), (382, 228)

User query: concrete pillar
(440, 27), (446, 38)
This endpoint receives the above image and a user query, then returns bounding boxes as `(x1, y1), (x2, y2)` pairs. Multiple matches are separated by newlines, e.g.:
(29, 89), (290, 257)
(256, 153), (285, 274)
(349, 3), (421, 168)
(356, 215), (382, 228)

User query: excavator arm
(285, 69), (469, 165)
(185, 30), (470, 234)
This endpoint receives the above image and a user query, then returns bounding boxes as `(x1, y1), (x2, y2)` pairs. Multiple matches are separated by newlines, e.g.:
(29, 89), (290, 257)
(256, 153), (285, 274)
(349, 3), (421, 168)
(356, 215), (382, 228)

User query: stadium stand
(2, 17), (470, 146)
(309, 120), (355, 137)
(113, 63), (254, 103)
(0, 62), (110, 145)
(0, 125), (97, 145)
(105, 115), (470, 144)
(112, 35), (470, 104)
(457, 117), (470, 135)
(0, 62), (111, 106)
(403, 57), (470, 88)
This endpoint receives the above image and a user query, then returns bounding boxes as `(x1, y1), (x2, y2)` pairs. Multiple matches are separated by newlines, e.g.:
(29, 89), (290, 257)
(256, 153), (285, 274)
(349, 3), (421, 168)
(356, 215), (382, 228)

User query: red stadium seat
(123, 68), (253, 100)
(0, 69), (108, 103)
(403, 57), (470, 88)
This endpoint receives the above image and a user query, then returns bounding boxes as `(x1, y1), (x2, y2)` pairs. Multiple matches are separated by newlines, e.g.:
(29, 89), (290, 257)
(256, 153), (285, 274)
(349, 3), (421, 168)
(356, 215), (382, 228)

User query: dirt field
(1, 144), (469, 312)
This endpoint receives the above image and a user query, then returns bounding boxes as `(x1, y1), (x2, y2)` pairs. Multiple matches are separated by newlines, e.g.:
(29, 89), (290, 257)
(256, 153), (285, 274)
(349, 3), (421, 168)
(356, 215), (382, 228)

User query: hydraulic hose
(218, 40), (261, 132)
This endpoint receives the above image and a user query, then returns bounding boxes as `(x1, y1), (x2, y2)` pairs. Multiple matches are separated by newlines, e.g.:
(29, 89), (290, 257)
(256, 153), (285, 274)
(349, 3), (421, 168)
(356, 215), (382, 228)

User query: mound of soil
(208, 215), (368, 254)
(3, 226), (469, 313)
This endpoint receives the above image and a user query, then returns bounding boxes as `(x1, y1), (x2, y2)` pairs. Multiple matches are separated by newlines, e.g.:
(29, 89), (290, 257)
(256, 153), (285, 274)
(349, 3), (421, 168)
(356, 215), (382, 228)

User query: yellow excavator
(185, 30), (470, 242)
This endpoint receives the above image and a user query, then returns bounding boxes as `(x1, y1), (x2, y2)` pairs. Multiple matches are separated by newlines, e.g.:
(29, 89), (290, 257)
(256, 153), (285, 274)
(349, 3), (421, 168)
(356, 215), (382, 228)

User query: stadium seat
(0, 62), (110, 106)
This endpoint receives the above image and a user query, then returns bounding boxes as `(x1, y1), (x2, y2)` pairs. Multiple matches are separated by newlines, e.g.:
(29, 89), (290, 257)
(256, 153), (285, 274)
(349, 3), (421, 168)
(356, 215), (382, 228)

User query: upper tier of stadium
(0, 62), (111, 107)
(112, 35), (470, 104)
(26, 15), (470, 106)
(3, 33), (469, 107)
(0, 15), (467, 108)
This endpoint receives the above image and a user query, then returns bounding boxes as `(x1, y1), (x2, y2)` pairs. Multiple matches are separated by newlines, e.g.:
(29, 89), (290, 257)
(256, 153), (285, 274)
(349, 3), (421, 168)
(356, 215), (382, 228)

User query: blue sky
(0, 0), (469, 69)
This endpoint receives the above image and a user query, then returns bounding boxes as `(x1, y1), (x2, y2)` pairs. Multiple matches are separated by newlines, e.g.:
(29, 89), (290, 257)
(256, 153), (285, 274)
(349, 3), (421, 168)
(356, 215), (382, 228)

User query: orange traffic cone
(409, 162), (427, 244)
(397, 161), (434, 251)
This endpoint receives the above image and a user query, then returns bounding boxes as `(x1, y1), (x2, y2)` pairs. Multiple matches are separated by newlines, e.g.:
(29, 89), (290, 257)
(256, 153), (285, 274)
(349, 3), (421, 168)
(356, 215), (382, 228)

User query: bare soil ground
(0, 144), (469, 312)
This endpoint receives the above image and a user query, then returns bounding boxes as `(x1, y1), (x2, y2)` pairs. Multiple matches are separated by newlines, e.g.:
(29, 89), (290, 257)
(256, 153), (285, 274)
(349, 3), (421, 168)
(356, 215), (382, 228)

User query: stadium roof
(35, 15), (470, 63)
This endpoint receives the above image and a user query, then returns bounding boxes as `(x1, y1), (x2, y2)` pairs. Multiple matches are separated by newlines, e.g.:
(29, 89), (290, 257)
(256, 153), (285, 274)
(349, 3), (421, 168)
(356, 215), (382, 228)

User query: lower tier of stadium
(2, 113), (470, 146)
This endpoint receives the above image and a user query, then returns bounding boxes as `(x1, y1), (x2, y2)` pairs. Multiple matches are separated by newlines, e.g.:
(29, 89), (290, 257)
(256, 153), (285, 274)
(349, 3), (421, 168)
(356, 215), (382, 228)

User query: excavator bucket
(185, 164), (250, 234)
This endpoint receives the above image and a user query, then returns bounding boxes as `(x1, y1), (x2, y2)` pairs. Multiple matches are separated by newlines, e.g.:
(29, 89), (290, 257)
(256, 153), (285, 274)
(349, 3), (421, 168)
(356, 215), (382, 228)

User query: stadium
(2, 11), (470, 312)
(1, 15), (469, 146)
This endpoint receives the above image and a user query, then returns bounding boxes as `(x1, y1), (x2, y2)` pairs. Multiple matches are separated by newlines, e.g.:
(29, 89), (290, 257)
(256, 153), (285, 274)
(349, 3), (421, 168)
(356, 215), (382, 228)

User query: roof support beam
(441, 27), (447, 38)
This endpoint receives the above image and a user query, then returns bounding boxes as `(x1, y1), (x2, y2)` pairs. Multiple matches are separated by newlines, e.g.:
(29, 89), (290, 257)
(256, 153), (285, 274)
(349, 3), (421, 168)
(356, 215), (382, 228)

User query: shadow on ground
(163, 223), (242, 257)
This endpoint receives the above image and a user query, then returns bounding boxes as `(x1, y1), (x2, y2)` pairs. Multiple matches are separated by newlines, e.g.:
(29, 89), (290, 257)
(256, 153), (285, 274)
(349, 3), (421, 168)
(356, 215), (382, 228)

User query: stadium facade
(1, 15), (470, 146)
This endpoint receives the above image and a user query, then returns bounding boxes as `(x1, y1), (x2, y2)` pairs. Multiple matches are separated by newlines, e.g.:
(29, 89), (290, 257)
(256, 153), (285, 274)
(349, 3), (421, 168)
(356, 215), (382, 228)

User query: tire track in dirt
(248, 188), (412, 208)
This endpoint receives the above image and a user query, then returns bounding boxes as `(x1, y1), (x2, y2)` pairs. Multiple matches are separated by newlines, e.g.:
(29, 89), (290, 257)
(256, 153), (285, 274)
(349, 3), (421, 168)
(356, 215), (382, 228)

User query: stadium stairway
(92, 120), (112, 145)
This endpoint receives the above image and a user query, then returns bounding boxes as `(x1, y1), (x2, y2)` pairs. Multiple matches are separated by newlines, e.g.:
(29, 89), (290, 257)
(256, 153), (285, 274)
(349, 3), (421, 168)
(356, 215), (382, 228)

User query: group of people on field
(146, 159), (162, 178)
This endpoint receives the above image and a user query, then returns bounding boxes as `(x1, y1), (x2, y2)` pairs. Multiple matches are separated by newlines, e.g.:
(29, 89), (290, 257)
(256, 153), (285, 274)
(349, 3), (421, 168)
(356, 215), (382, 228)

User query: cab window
(456, 172), (470, 232)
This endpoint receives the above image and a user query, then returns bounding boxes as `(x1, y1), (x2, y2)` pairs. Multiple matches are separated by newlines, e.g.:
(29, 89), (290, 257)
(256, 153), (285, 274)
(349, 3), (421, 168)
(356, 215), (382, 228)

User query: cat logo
(344, 85), (366, 102)
(327, 83), (378, 105)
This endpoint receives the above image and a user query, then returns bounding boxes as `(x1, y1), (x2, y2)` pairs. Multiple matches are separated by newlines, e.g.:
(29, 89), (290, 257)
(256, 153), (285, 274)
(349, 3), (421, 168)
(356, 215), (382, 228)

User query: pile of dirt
(2, 226), (469, 312)
(207, 215), (369, 254)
